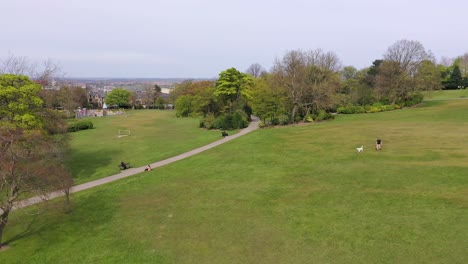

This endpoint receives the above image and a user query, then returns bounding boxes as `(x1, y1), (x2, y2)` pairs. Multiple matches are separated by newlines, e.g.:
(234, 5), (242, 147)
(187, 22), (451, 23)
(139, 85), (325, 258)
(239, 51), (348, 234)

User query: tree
(446, 65), (463, 89)
(215, 67), (253, 113)
(271, 50), (308, 121)
(143, 83), (162, 108)
(38, 86), (88, 115)
(105, 88), (132, 108)
(246, 63), (266, 78)
(1, 53), (64, 87)
(250, 76), (287, 123)
(271, 49), (341, 121)
(190, 82), (218, 116)
(415, 60), (442, 91)
(175, 95), (192, 117)
(0, 74), (73, 248)
(376, 39), (433, 103)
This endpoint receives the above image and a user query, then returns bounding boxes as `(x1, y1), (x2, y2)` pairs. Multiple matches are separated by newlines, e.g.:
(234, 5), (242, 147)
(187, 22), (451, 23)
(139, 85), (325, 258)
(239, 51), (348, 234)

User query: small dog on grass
(356, 146), (364, 153)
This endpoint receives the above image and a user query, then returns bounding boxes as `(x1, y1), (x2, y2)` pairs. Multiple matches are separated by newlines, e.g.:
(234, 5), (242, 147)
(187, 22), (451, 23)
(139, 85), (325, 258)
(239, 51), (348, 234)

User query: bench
(221, 131), (228, 137)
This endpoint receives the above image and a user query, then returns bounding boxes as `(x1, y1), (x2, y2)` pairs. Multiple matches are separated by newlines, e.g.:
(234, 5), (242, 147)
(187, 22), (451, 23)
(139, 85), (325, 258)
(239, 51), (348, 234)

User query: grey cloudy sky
(1, 0), (467, 78)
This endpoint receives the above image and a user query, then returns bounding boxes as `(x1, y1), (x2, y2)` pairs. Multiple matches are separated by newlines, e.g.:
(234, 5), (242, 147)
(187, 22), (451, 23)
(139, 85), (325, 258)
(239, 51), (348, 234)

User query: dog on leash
(356, 146), (364, 153)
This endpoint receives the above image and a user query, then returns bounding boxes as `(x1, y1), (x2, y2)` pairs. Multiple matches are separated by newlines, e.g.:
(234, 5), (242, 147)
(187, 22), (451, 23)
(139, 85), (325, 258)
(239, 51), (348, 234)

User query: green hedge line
(68, 120), (94, 132)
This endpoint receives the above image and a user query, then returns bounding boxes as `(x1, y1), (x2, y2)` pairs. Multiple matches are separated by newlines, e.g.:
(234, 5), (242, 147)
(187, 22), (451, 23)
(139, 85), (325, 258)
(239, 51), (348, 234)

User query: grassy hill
(67, 110), (223, 184)
(2, 96), (467, 263)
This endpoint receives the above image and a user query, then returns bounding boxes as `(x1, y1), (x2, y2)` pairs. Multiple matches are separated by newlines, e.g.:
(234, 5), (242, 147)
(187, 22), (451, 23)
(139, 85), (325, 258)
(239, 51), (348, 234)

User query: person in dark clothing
(120, 161), (128, 170)
(376, 139), (382, 150)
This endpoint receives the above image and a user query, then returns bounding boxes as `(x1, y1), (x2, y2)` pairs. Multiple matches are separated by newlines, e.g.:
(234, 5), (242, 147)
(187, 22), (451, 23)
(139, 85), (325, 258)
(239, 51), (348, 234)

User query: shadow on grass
(67, 148), (121, 182)
(5, 190), (119, 248)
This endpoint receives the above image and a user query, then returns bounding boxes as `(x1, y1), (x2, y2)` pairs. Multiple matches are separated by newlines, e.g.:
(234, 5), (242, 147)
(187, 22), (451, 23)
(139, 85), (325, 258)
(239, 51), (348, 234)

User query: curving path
(13, 116), (260, 210)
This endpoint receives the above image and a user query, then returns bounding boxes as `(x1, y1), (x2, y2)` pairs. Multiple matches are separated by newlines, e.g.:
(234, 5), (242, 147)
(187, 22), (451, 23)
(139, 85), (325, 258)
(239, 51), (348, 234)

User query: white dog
(356, 146), (364, 153)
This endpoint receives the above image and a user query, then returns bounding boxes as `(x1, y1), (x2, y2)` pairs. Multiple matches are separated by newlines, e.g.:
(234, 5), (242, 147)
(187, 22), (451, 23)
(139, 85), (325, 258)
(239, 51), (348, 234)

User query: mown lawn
(424, 89), (468, 100)
(66, 110), (222, 184)
(2, 99), (467, 263)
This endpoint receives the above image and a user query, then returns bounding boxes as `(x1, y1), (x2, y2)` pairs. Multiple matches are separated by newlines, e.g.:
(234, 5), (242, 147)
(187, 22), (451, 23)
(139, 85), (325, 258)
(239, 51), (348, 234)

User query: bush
(315, 110), (335, 121)
(68, 120), (94, 132)
(402, 93), (424, 107)
(278, 114), (290, 125)
(305, 114), (314, 122)
(200, 113), (216, 129)
(211, 111), (249, 130)
(232, 110), (248, 129)
(337, 105), (366, 114)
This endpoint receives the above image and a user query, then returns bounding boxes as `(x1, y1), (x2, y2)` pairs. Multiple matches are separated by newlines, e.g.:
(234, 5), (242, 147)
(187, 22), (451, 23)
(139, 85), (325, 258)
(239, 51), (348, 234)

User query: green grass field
(2, 95), (468, 263)
(67, 110), (223, 184)
(424, 89), (468, 100)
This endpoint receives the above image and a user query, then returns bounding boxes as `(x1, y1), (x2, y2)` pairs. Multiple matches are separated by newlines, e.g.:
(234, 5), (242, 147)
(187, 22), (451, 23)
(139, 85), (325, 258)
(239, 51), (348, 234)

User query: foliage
(175, 95), (192, 117)
(105, 88), (132, 108)
(199, 113), (216, 129)
(376, 40), (433, 104)
(38, 86), (88, 115)
(215, 67), (254, 114)
(337, 105), (366, 114)
(0, 74), (44, 129)
(0, 74), (72, 248)
(211, 111), (249, 130)
(67, 120), (94, 132)
(313, 110), (335, 121)
(250, 77), (287, 123)
(271, 49), (341, 121)
(2, 98), (468, 263)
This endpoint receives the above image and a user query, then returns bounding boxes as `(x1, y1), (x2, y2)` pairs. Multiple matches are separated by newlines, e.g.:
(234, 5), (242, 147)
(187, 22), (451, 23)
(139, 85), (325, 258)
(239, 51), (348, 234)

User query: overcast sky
(1, 0), (467, 78)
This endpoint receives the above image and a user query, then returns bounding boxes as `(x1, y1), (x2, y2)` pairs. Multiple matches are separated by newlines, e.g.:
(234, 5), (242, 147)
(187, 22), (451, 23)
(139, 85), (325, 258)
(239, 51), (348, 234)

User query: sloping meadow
(3, 99), (467, 263)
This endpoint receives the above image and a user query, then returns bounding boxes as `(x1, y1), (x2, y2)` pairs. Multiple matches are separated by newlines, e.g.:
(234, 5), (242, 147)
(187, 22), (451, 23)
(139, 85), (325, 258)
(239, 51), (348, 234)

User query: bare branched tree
(0, 52), (35, 76)
(384, 39), (430, 76)
(272, 49), (341, 121)
(246, 63), (266, 78)
(377, 39), (434, 103)
(1, 53), (64, 87)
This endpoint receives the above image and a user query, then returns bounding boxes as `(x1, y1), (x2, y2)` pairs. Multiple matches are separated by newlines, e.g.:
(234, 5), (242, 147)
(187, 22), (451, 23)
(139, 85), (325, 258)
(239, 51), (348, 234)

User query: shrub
(278, 114), (290, 125)
(200, 113), (216, 129)
(337, 105), (366, 114)
(305, 114), (314, 122)
(232, 110), (248, 129)
(402, 93), (424, 107)
(68, 120), (94, 132)
(315, 110), (335, 121)
(214, 114), (232, 130)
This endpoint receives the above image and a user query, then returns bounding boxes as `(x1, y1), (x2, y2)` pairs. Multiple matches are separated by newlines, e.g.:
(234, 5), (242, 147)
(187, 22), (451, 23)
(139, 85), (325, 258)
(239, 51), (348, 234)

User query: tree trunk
(0, 207), (11, 247)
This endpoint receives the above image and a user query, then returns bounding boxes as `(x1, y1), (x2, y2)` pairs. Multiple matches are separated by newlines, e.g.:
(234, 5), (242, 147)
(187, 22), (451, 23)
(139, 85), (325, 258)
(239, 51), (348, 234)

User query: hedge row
(337, 104), (402, 114)
(68, 120), (94, 132)
(200, 110), (249, 130)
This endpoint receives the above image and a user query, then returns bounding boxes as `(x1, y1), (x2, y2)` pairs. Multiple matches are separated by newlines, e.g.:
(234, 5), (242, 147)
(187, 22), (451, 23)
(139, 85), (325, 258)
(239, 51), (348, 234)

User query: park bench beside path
(13, 116), (260, 210)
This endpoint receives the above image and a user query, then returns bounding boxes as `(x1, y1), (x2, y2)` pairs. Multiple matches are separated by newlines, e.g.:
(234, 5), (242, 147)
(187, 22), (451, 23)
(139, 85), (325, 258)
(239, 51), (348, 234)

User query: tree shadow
(66, 147), (121, 182)
(5, 190), (120, 248)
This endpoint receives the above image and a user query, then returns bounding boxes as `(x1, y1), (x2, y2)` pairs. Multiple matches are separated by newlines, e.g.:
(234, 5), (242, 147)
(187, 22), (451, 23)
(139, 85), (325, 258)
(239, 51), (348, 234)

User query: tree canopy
(0, 74), (72, 248)
(105, 88), (132, 108)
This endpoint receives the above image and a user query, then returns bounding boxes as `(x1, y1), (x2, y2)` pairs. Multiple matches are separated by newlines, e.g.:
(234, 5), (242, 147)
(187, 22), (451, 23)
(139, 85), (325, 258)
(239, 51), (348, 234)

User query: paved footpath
(13, 117), (260, 210)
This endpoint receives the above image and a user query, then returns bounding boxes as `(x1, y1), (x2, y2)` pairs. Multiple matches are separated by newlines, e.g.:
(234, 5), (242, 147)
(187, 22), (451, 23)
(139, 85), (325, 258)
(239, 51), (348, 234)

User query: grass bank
(2, 99), (467, 263)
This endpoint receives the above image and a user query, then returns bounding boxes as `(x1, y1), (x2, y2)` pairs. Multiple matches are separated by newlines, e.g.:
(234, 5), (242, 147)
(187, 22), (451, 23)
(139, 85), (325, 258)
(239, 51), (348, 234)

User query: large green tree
(0, 74), (72, 248)
(215, 67), (253, 113)
(250, 76), (287, 123)
(105, 88), (132, 108)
